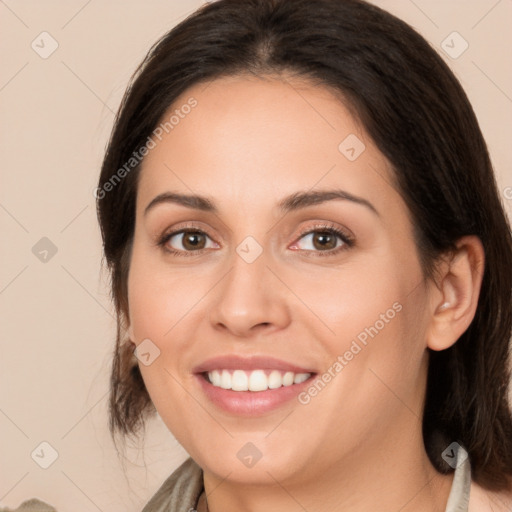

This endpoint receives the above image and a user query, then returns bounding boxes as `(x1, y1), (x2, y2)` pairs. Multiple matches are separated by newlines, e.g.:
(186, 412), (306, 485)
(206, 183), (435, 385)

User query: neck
(202, 416), (454, 512)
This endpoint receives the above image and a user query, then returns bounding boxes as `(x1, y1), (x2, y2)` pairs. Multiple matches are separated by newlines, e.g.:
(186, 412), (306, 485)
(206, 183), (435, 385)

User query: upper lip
(192, 355), (316, 374)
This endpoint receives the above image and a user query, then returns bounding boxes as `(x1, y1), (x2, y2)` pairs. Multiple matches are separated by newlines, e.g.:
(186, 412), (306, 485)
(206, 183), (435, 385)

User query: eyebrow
(143, 188), (379, 217)
(144, 191), (217, 216)
(278, 189), (379, 216)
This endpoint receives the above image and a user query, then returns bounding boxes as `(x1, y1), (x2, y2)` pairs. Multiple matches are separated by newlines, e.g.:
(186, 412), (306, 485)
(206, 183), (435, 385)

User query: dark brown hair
(97, 0), (512, 490)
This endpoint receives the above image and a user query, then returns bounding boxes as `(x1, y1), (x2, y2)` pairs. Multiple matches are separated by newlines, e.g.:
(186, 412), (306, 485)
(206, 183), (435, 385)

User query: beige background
(1, 0), (511, 510)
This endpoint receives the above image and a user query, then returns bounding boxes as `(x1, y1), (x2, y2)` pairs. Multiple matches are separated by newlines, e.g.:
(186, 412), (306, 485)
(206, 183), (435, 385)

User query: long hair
(97, 0), (512, 490)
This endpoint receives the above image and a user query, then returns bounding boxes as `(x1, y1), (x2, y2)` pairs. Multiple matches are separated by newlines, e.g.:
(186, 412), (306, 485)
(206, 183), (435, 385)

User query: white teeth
(282, 371), (294, 386)
(294, 372), (309, 384)
(231, 370), (248, 391)
(220, 370), (231, 389)
(268, 370), (283, 389)
(207, 369), (311, 392)
(210, 370), (221, 387)
(248, 370), (268, 392)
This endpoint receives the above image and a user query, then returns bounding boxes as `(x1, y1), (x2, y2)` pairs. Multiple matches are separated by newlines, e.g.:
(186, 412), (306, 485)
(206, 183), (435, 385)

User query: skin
(126, 74), (489, 511)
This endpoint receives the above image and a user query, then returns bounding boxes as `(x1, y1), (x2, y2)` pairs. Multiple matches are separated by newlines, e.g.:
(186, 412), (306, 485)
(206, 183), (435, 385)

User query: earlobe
(426, 236), (485, 352)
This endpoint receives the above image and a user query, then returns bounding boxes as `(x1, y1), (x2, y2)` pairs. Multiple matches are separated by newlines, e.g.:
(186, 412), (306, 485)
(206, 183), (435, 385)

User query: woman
(96, 0), (512, 510)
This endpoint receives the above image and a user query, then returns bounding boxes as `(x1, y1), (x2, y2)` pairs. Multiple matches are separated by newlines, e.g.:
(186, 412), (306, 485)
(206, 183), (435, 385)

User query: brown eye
(293, 228), (349, 253)
(182, 231), (206, 250)
(167, 230), (214, 252)
(311, 231), (338, 250)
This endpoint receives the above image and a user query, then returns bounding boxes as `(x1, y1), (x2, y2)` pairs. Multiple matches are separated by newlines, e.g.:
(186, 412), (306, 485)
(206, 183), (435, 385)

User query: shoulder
(141, 457), (204, 512)
(0, 499), (56, 512)
(469, 481), (512, 512)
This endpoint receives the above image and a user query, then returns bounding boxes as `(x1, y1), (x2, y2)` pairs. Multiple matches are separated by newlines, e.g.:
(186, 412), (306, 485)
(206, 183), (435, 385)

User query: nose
(208, 246), (291, 338)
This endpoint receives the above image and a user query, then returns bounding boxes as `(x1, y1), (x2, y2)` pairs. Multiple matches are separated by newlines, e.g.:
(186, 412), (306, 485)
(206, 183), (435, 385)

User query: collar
(142, 455), (471, 512)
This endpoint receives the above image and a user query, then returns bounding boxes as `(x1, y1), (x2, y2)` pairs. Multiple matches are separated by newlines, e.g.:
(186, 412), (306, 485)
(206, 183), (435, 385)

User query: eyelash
(156, 222), (355, 258)
(293, 223), (355, 257)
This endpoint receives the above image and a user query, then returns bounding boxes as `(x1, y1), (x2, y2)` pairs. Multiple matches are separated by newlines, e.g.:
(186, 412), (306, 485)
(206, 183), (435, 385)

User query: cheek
(294, 250), (429, 403)
(291, 253), (419, 349)
(127, 243), (209, 344)
(126, 254), (201, 438)
(291, 280), (428, 452)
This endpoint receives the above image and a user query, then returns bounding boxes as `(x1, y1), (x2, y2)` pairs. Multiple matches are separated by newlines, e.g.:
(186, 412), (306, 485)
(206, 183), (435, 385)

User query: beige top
(141, 455), (472, 512)
(0, 499), (57, 512)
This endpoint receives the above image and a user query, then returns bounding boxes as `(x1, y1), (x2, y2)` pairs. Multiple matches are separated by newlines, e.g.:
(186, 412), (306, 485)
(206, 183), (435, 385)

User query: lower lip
(195, 374), (314, 416)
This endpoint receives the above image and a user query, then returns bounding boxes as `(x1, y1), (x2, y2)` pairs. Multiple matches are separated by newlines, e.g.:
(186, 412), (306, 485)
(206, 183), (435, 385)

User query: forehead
(137, 75), (399, 215)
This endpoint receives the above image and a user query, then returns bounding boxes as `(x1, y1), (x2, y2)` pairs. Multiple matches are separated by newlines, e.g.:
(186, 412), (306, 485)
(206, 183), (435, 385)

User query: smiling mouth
(203, 369), (313, 392)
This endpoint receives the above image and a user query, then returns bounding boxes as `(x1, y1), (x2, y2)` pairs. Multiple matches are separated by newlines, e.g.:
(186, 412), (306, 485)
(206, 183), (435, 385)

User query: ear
(126, 321), (135, 342)
(426, 235), (485, 351)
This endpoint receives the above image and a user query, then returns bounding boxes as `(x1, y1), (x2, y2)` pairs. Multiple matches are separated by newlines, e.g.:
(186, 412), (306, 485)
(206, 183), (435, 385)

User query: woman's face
(127, 75), (435, 486)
